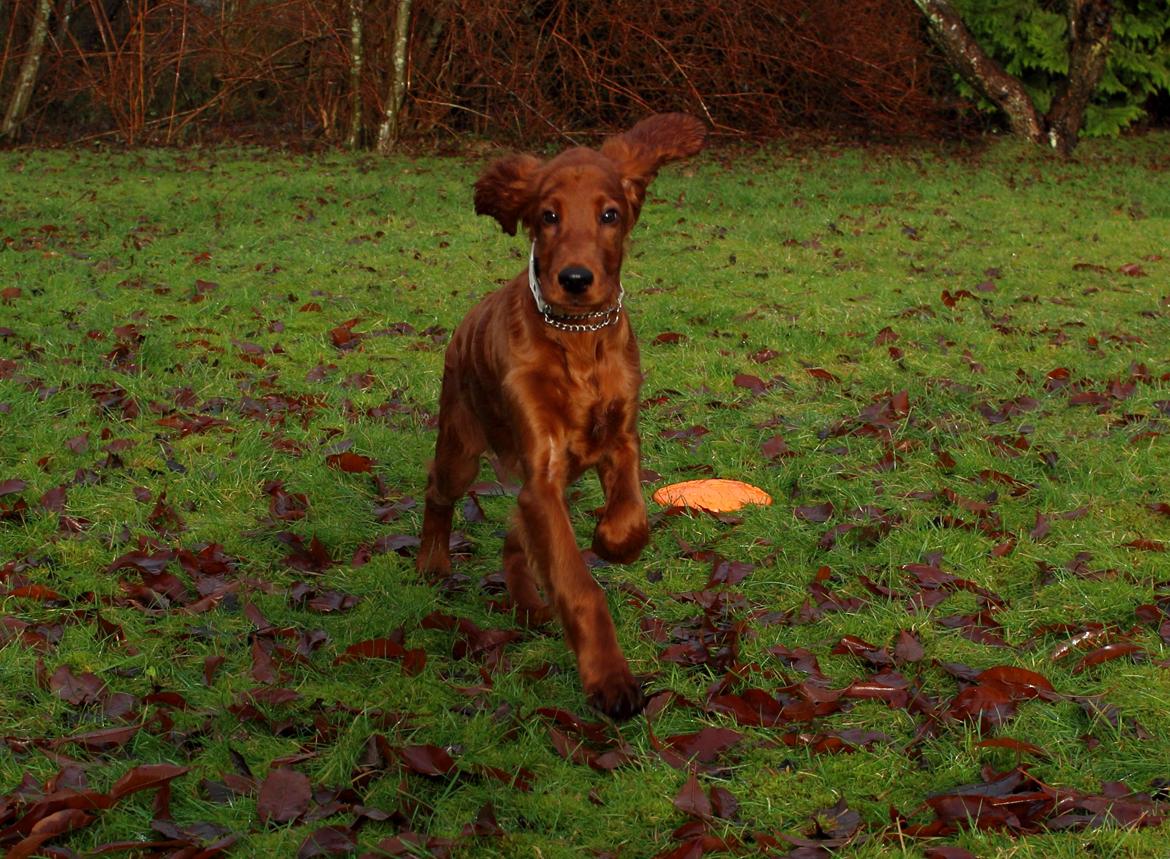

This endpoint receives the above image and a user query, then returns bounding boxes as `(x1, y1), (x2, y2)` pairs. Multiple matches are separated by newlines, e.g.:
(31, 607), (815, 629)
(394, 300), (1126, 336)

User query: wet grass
(1, 135), (1169, 856)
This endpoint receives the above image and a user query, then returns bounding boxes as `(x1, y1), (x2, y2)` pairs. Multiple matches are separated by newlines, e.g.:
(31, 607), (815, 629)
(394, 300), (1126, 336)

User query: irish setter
(417, 113), (706, 719)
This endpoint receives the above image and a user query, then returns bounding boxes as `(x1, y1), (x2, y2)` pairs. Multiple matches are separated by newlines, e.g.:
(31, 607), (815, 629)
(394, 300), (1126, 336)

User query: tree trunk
(376, 0), (413, 154)
(1, 0), (54, 140)
(911, 0), (1044, 144)
(346, 0), (364, 149)
(1046, 0), (1114, 155)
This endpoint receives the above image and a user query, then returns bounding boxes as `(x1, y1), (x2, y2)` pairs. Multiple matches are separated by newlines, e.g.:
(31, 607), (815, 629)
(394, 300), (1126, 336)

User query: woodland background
(1, 0), (1168, 149)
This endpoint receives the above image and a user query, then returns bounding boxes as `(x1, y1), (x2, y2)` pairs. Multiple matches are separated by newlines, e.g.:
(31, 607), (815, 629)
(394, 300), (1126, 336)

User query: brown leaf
(708, 557), (755, 587)
(49, 665), (106, 706)
(893, 629), (924, 663)
(761, 434), (795, 460)
(399, 744), (457, 777)
(1123, 538), (1165, 552)
(806, 367), (840, 384)
(1073, 642), (1143, 674)
(734, 373), (768, 394)
(60, 724), (140, 752)
(251, 639), (276, 684)
(8, 584), (65, 602)
(947, 682), (1016, 726)
(325, 451), (376, 473)
(298, 825), (357, 858)
(974, 737), (1049, 759)
(329, 318), (363, 350)
(673, 771), (712, 819)
(709, 785), (739, 820)
(0, 477), (27, 496)
(258, 767), (312, 824)
(333, 637), (426, 676)
(661, 727), (743, 763)
(39, 485), (68, 512)
(794, 502), (834, 523)
(109, 763), (190, 800)
(106, 548), (175, 575)
(977, 666), (1055, 697)
(265, 480), (309, 521)
(204, 655), (226, 685)
(7, 808), (94, 859)
(280, 533), (333, 572)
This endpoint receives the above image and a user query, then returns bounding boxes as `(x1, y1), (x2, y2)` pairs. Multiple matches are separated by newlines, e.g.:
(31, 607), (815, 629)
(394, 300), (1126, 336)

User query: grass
(1, 134), (1169, 857)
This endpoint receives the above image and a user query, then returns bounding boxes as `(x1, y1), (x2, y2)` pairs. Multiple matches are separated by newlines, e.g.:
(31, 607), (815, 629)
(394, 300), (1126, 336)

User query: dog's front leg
(517, 454), (644, 720)
(592, 432), (650, 564)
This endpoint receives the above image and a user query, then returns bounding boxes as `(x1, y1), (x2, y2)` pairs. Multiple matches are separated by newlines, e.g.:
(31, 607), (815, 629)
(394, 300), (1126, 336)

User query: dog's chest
(559, 354), (637, 464)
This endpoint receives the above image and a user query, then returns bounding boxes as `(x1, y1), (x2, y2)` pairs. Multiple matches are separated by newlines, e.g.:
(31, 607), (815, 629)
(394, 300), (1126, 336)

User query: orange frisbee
(652, 478), (773, 513)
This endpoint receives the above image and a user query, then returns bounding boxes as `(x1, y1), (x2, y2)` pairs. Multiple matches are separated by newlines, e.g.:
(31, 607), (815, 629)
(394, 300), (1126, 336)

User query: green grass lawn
(1, 135), (1169, 858)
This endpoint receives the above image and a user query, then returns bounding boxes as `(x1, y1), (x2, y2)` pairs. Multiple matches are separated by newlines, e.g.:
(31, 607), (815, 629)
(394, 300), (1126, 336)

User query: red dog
(417, 114), (706, 719)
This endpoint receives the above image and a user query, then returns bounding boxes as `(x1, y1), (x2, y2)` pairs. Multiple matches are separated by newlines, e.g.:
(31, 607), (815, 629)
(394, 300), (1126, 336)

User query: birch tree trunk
(1, 0), (54, 140)
(376, 0), (412, 154)
(346, 0), (364, 149)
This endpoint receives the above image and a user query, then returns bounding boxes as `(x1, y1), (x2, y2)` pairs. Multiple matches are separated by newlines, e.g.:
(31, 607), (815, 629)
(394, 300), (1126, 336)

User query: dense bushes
(0, 0), (941, 144)
(0, 0), (1166, 145)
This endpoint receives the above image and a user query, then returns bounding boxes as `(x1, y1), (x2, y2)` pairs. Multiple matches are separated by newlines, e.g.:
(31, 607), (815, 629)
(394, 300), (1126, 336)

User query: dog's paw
(585, 671), (646, 721)
(514, 602), (553, 628)
(415, 556), (451, 582)
(415, 537), (452, 581)
(591, 516), (649, 565)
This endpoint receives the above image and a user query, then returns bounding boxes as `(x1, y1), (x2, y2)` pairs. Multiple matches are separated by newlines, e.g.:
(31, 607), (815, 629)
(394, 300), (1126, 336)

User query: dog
(417, 113), (706, 719)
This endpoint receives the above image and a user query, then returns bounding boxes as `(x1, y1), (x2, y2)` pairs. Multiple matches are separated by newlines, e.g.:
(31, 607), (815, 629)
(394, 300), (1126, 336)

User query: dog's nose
(558, 266), (594, 294)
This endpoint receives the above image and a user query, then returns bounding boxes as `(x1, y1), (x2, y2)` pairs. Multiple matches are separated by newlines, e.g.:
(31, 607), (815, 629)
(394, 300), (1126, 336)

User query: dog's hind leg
(417, 395), (483, 579)
(503, 523), (552, 626)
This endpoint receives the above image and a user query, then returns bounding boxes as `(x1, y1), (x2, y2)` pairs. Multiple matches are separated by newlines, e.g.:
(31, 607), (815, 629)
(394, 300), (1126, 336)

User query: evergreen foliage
(953, 0), (1170, 136)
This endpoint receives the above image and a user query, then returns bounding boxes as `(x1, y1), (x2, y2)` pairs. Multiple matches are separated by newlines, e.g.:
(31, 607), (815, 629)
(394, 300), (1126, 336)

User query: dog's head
(474, 113), (706, 313)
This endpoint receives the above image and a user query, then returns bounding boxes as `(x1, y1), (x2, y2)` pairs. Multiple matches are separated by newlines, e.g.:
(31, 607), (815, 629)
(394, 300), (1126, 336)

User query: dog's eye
(600, 208), (620, 225)
(541, 210), (559, 226)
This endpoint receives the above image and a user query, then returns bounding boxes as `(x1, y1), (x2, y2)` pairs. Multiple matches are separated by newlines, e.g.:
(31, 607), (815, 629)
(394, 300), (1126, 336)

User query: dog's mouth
(531, 248), (620, 304)
(554, 285), (620, 311)
(529, 247), (624, 329)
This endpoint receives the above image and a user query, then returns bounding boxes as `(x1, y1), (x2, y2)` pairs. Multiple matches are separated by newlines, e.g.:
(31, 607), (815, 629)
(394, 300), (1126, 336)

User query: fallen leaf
(258, 767), (312, 824)
(974, 737), (1049, 758)
(673, 771), (712, 819)
(325, 451), (375, 473)
(399, 744), (457, 777)
(661, 727), (743, 763)
(0, 478), (27, 496)
(794, 502), (834, 523)
(1073, 642), (1143, 673)
(298, 825), (357, 857)
(109, 763), (190, 800)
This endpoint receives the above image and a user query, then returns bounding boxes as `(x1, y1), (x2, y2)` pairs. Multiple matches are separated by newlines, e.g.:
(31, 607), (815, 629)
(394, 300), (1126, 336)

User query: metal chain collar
(528, 243), (625, 333)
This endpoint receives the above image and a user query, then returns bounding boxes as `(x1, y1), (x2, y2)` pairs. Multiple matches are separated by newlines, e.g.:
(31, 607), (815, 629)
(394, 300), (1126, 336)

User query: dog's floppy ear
(473, 153), (542, 236)
(600, 113), (706, 224)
